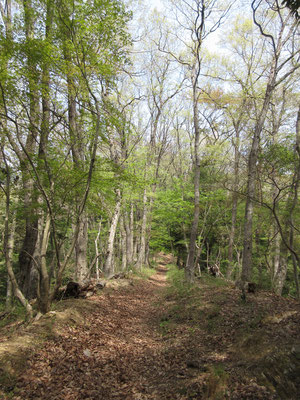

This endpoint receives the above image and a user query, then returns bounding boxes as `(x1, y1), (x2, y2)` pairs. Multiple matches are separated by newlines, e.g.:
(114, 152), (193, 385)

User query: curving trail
(14, 264), (186, 400)
(9, 255), (300, 400)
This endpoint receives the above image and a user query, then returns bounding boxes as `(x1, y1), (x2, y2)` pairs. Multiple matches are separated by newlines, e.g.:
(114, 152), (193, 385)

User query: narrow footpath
(13, 263), (179, 400)
(3, 255), (300, 400)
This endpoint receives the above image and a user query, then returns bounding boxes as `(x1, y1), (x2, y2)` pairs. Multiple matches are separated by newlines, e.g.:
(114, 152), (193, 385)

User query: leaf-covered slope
(1, 258), (299, 399)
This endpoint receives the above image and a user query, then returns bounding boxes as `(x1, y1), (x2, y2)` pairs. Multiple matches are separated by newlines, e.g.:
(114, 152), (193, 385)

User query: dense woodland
(0, 0), (299, 317)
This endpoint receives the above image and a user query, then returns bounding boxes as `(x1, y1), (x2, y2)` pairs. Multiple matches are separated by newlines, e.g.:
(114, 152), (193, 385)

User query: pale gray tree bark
(17, 0), (40, 299)
(124, 206), (134, 266)
(226, 113), (244, 279)
(241, 1), (299, 283)
(103, 189), (122, 277)
(273, 105), (300, 297)
(160, 0), (231, 283)
(136, 189), (148, 270)
(185, 24), (203, 284)
(2, 151), (33, 317)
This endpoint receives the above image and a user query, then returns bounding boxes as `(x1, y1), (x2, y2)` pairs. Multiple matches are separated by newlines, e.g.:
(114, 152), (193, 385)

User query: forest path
(6, 255), (300, 400)
(13, 257), (186, 400)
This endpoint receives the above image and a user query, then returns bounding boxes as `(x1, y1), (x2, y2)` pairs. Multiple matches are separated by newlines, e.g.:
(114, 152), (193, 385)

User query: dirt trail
(2, 256), (300, 400)
(11, 264), (180, 400)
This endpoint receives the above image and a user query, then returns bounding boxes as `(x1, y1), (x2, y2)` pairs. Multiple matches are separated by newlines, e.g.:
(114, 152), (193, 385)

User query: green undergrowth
(160, 265), (300, 398)
(163, 289), (223, 331)
(162, 265), (203, 326)
(132, 266), (156, 279)
(204, 364), (230, 400)
(0, 303), (28, 331)
(166, 264), (195, 298)
(199, 273), (229, 288)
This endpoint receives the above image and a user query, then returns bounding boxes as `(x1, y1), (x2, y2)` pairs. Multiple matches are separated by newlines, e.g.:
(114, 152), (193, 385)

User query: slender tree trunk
(130, 204), (134, 260)
(124, 209), (133, 266)
(38, 213), (51, 313)
(103, 190), (122, 277)
(75, 214), (89, 284)
(227, 128), (240, 279)
(62, 8), (89, 285)
(274, 244), (288, 295)
(3, 161), (32, 318)
(136, 189), (148, 270)
(133, 238), (138, 263)
(1, 2), (13, 311)
(120, 216), (127, 271)
(273, 106), (300, 295)
(241, 66), (276, 282)
(18, 0), (41, 299)
(273, 231), (281, 285)
(33, 0), (54, 311)
(6, 276), (13, 312)
(185, 67), (201, 284)
(288, 105), (300, 299)
(289, 227), (299, 299)
(95, 218), (102, 280)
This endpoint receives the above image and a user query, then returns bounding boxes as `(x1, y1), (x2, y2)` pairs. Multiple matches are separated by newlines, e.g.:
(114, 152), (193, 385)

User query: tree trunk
(75, 214), (89, 284)
(273, 105), (300, 296)
(185, 65), (201, 284)
(35, 0), (53, 312)
(95, 218), (102, 280)
(273, 231), (281, 285)
(124, 207), (134, 266)
(241, 67), (276, 282)
(120, 216), (127, 271)
(38, 213), (51, 313)
(103, 190), (122, 277)
(6, 276), (13, 312)
(19, 0), (41, 299)
(289, 105), (300, 299)
(19, 217), (39, 299)
(291, 251), (300, 300)
(227, 127), (240, 279)
(136, 189), (148, 270)
(62, 7), (89, 285)
(3, 161), (32, 318)
(274, 244), (288, 295)
(133, 235), (138, 263)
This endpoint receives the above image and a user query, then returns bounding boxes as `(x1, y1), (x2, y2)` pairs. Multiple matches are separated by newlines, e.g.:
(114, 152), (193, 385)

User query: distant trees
(0, 0), (299, 317)
(241, 0), (299, 285)
(0, 0), (131, 314)
(148, 0), (299, 295)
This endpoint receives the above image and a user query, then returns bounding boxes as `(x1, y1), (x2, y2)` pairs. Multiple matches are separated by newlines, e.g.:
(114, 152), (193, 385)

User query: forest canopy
(0, 0), (299, 316)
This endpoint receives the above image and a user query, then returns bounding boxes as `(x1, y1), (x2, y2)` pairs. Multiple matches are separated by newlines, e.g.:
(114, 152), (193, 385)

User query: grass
(0, 302), (27, 331)
(132, 266), (156, 280)
(161, 265), (233, 337)
(157, 265), (232, 398)
(166, 264), (196, 299)
(206, 304), (222, 333)
(200, 274), (229, 288)
(159, 320), (172, 336)
(162, 265), (206, 327)
(205, 364), (229, 400)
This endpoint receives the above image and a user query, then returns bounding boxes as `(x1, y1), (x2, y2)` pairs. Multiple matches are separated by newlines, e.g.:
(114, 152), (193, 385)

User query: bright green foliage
(150, 181), (194, 251)
(260, 142), (295, 175)
(166, 264), (195, 298)
(0, 0), (133, 312)
(0, 0), (299, 314)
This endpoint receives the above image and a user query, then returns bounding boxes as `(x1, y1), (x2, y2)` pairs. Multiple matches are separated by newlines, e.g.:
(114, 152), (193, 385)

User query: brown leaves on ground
(1, 260), (300, 400)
